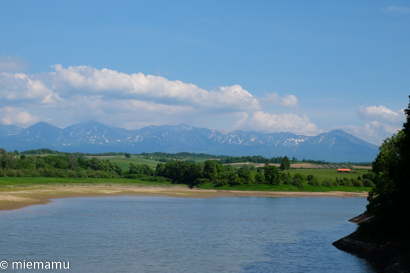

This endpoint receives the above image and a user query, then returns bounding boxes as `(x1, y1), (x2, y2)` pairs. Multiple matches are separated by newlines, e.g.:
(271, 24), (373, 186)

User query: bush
(41, 169), (56, 177)
(352, 179), (363, 187)
(322, 179), (337, 187)
(362, 172), (375, 181)
(28, 169), (40, 177)
(362, 178), (374, 187)
(6, 169), (17, 177)
(68, 170), (77, 178)
(215, 179), (229, 187)
(78, 170), (88, 178)
(192, 178), (210, 186)
(145, 176), (170, 183)
(307, 174), (319, 186)
(293, 173), (306, 182)
(223, 165), (236, 172)
(341, 177), (352, 187)
(282, 172), (292, 185)
(292, 177), (304, 188)
(22, 169), (32, 176)
(109, 171), (121, 179)
(308, 179), (319, 187)
(16, 170), (25, 177)
(254, 172), (265, 184)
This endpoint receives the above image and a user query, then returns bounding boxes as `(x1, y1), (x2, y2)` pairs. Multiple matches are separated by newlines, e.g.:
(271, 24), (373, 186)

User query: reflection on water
(0, 196), (377, 272)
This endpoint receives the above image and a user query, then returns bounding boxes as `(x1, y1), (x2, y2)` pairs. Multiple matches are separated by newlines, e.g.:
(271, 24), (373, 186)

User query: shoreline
(0, 184), (368, 210)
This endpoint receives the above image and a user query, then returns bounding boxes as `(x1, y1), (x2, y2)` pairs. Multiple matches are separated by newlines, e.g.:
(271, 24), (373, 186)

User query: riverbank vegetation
(0, 148), (373, 192)
(354, 96), (410, 266)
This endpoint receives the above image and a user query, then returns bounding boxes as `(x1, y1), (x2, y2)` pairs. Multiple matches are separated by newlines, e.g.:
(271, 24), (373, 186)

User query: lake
(0, 196), (377, 272)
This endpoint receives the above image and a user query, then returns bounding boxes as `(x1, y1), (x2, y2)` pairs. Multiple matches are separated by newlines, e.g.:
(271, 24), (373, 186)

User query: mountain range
(0, 121), (379, 162)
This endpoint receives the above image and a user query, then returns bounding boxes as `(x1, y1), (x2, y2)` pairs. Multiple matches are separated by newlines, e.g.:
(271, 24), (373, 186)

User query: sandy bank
(0, 185), (368, 210)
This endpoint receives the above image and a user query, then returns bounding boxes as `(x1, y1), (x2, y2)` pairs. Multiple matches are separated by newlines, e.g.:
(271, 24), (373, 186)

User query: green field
(286, 168), (368, 182)
(0, 177), (172, 188)
(85, 155), (159, 171)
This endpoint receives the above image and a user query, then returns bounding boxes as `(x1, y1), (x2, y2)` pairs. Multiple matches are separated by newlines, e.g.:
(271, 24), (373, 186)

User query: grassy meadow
(0, 176), (174, 189)
(286, 168), (369, 181)
(84, 154), (159, 170)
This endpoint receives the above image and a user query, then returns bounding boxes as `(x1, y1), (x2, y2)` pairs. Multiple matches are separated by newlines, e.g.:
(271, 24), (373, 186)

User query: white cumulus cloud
(50, 65), (259, 111)
(0, 72), (62, 105)
(339, 105), (405, 145)
(259, 92), (299, 107)
(358, 105), (404, 123)
(0, 63), (311, 134)
(234, 111), (318, 135)
(0, 55), (29, 72)
(0, 107), (40, 126)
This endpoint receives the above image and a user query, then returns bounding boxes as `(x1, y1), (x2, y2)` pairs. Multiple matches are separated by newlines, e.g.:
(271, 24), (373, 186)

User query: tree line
(0, 148), (374, 188)
(153, 158), (373, 188)
(0, 150), (122, 178)
(17, 149), (128, 157)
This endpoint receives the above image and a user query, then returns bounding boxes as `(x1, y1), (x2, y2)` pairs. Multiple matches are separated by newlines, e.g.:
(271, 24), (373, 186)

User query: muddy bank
(0, 184), (368, 210)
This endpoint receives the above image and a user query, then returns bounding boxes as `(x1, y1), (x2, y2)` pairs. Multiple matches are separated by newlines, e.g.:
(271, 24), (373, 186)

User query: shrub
(109, 171), (120, 179)
(221, 171), (242, 186)
(362, 178), (374, 187)
(55, 170), (68, 178)
(6, 169), (17, 177)
(228, 176), (243, 186)
(308, 179), (319, 187)
(292, 177), (304, 188)
(78, 170), (88, 178)
(322, 179), (337, 187)
(29, 170), (40, 177)
(16, 170), (25, 177)
(141, 176), (169, 183)
(293, 173), (306, 182)
(307, 174), (319, 186)
(215, 179), (229, 187)
(342, 177), (352, 187)
(282, 172), (292, 185)
(68, 170), (77, 178)
(362, 172), (375, 180)
(192, 178), (210, 186)
(41, 169), (55, 177)
(352, 179), (363, 187)
(254, 172), (265, 184)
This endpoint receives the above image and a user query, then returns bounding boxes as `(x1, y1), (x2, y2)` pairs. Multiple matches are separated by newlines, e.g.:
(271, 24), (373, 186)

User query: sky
(0, 0), (409, 145)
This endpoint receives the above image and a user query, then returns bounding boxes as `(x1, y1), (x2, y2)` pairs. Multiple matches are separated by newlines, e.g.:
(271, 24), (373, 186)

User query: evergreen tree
(280, 156), (291, 171)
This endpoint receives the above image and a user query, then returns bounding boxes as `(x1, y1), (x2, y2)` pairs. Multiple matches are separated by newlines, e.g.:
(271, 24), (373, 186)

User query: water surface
(0, 196), (377, 272)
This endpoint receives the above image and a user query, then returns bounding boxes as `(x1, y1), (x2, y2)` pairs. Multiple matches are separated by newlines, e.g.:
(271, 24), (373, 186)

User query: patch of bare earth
(0, 185), (368, 211)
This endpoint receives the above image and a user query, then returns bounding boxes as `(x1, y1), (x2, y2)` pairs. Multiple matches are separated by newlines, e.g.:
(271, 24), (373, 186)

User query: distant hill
(0, 121), (379, 162)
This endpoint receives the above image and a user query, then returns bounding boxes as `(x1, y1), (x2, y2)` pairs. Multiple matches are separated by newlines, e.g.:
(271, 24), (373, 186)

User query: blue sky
(0, 0), (409, 145)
